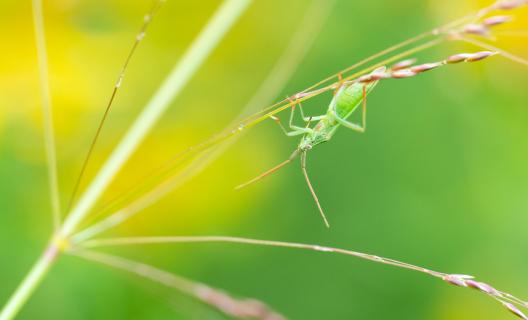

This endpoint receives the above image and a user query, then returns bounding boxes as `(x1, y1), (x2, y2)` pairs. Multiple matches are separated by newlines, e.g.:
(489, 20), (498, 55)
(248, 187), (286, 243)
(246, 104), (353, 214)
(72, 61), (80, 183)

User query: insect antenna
(300, 151), (330, 228)
(235, 149), (300, 190)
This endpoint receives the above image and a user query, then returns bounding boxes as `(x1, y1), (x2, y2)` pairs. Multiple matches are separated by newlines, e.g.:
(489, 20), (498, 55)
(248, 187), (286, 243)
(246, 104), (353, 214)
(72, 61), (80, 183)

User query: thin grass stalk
(80, 235), (447, 277)
(71, 0), (335, 243)
(66, 0), (165, 213)
(31, 0), (61, 230)
(71, 249), (284, 319)
(79, 235), (528, 317)
(59, 0), (252, 237)
(0, 242), (59, 320)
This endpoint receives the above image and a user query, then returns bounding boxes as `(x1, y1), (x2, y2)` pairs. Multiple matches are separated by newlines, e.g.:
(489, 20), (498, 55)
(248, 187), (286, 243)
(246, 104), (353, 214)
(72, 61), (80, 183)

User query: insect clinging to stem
(235, 50), (497, 228)
(235, 67), (387, 228)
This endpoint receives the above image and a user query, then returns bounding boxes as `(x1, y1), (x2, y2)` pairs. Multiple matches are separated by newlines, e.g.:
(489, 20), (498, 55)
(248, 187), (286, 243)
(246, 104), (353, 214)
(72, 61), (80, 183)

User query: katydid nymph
(236, 67), (386, 228)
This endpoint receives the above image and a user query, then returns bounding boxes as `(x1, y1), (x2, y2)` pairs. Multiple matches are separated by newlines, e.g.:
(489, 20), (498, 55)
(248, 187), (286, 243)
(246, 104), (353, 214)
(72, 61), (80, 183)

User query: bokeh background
(1, 0), (528, 319)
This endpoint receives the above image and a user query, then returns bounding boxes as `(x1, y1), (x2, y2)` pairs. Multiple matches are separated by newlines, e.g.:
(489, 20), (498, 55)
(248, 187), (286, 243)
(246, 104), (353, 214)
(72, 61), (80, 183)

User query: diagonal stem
(0, 241), (60, 320)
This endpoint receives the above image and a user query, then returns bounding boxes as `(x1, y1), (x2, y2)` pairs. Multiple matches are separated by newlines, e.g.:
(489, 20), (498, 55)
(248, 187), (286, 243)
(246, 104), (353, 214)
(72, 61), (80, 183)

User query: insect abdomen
(334, 83), (366, 119)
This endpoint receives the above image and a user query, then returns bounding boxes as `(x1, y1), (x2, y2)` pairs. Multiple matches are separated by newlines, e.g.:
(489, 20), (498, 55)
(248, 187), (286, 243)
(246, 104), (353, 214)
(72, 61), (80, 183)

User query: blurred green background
(1, 0), (528, 319)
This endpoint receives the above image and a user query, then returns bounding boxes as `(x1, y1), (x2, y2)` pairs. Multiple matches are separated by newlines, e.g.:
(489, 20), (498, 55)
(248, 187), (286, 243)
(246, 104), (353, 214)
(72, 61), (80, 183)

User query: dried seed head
(357, 68), (389, 83)
(357, 74), (376, 83)
(391, 69), (417, 79)
(495, 0), (526, 10)
(452, 274), (475, 279)
(196, 286), (284, 320)
(465, 280), (499, 295)
(447, 51), (495, 63)
(466, 51), (496, 62)
(410, 62), (443, 73)
(443, 275), (468, 287)
(447, 53), (473, 64)
(372, 66), (388, 77)
(392, 59), (417, 71)
(465, 280), (482, 290)
(483, 15), (512, 26)
(464, 23), (489, 36)
(502, 302), (528, 320)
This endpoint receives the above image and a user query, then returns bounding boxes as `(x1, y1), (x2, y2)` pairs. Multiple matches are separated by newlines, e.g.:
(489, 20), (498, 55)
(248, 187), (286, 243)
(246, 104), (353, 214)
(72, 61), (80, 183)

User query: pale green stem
(81, 235), (447, 278)
(32, 0), (61, 230)
(71, 0), (334, 244)
(59, 0), (252, 237)
(0, 243), (59, 320)
(78, 236), (528, 316)
(0, 1), (251, 319)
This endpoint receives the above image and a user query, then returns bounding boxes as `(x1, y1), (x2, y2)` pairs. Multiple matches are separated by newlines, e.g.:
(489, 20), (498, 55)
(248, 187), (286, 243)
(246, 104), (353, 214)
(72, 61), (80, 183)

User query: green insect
(236, 67), (386, 227)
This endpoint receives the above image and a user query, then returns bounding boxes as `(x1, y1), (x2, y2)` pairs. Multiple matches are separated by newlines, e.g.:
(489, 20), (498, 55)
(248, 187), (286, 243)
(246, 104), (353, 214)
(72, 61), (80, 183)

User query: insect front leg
(297, 101), (326, 122)
(287, 99), (314, 134)
(332, 85), (367, 133)
(269, 115), (307, 136)
(269, 101), (312, 137)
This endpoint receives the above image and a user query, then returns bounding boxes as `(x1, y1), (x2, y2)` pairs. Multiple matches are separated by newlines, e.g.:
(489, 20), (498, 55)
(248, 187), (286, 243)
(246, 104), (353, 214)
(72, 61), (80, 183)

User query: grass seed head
(503, 302), (528, 320)
(464, 23), (490, 36)
(410, 62), (443, 73)
(391, 58), (417, 71)
(495, 0), (527, 10)
(483, 15), (513, 26)
(465, 280), (500, 296)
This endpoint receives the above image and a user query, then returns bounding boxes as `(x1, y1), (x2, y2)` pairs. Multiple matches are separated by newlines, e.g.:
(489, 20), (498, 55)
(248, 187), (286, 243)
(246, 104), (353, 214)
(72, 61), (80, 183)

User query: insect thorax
(299, 127), (330, 151)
